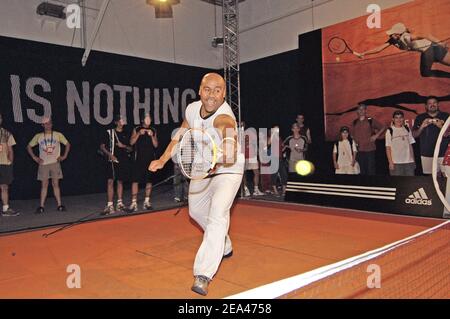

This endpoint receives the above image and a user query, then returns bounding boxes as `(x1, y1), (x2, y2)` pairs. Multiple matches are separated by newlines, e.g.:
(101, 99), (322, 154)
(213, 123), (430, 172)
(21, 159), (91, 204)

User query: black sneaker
(223, 250), (233, 259)
(1, 208), (20, 217)
(35, 206), (45, 214)
(57, 205), (67, 212)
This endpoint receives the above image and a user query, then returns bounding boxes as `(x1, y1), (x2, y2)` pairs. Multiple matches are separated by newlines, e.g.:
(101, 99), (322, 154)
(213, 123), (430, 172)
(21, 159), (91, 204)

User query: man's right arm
(412, 117), (427, 138)
(149, 120), (190, 171)
(27, 136), (41, 164)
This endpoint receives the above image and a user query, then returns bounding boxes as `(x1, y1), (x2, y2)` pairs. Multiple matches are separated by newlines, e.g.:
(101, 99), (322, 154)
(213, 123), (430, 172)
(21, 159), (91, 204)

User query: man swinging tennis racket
(149, 73), (245, 296)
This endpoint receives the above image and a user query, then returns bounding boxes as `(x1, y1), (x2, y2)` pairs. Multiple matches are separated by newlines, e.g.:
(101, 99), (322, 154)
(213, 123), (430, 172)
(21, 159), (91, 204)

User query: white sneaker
(244, 187), (251, 197)
(253, 187), (264, 196)
(116, 202), (126, 212)
(102, 205), (115, 215)
(143, 201), (153, 210)
(128, 202), (138, 213)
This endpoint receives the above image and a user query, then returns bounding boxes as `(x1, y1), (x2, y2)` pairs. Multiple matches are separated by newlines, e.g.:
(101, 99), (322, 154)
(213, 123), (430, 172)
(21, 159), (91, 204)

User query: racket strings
(328, 38), (349, 54)
(179, 130), (215, 179)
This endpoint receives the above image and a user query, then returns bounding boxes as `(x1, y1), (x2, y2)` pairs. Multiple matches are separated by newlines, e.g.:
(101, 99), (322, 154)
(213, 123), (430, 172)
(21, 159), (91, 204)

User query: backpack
(387, 125), (410, 140)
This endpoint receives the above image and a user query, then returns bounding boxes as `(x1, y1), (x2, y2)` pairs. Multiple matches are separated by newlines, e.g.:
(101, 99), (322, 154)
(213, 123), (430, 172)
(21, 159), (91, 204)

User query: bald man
(149, 73), (244, 296)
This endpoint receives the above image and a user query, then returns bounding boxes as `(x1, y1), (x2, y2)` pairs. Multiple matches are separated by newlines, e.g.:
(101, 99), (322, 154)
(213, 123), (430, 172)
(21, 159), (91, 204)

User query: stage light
(36, 2), (66, 19)
(211, 37), (224, 48)
(147, 0), (180, 18)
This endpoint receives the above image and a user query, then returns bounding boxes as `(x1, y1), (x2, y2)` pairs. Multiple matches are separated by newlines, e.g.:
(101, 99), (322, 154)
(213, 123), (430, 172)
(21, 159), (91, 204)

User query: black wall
(0, 36), (211, 199)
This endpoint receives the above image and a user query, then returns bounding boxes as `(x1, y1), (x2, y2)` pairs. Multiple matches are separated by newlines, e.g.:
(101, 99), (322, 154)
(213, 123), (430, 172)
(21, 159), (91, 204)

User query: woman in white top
(333, 126), (359, 174)
(355, 23), (450, 79)
(385, 110), (416, 176)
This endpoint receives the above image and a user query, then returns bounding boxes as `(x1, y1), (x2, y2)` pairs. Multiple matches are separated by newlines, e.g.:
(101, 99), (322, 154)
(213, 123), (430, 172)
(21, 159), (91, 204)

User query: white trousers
(189, 173), (243, 279)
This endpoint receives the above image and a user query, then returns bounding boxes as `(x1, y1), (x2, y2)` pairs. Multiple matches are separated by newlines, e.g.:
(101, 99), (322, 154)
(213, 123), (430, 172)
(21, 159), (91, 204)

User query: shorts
(390, 162), (416, 176)
(38, 162), (63, 181)
(420, 156), (444, 175)
(0, 165), (13, 185)
(421, 45), (448, 74)
(106, 160), (131, 182)
(131, 160), (156, 184)
(335, 162), (360, 175)
(431, 43), (448, 62)
(245, 158), (259, 170)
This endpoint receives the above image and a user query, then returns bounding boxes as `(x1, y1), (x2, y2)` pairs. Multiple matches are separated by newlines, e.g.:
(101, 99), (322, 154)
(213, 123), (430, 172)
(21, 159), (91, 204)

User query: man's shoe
(1, 208), (20, 217)
(35, 206), (45, 214)
(191, 275), (210, 296)
(116, 202), (126, 212)
(128, 202), (138, 213)
(143, 201), (153, 210)
(57, 205), (67, 212)
(101, 205), (115, 216)
(253, 188), (264, 196)
(223, 250), (233, 259)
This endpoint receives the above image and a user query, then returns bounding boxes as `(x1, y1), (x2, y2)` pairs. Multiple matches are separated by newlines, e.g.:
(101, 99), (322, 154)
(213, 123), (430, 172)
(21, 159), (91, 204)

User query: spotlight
(36, 2), (66, 19)
(211, 37), (224, 48)
(147, 0), (180, 18)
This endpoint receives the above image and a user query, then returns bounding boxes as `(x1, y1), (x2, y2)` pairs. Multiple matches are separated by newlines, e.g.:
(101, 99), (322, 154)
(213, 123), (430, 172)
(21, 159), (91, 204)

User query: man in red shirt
(351, 104), (386, 175)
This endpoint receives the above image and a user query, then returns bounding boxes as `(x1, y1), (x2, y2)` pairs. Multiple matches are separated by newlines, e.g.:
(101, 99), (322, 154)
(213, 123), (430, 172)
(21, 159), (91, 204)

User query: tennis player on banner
(149, 73), (245, 296)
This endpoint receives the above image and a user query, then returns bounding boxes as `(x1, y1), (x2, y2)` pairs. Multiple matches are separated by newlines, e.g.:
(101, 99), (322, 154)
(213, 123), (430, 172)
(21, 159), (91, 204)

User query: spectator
(173, 162), (188, 202)
(295, 114), (312, 144)
(259, 131), (272, 194)
(0, 113), (19, 217)
(412, 96), (449, 175)
(27, 117), (71, 214)
(284, 123), (308, 173)
(129, 113), (158, 212)
(269, 125), (287, 196)
(241, 121), (263, 196)
(333, 126), (359, 174)
(100, 114), (133, 215)
(385, 111), (416, 176)
(351, 104), (385, 175)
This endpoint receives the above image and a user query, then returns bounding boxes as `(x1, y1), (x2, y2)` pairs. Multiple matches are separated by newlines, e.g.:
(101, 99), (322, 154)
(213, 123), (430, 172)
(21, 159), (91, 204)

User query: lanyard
(43, 131), (54, 149)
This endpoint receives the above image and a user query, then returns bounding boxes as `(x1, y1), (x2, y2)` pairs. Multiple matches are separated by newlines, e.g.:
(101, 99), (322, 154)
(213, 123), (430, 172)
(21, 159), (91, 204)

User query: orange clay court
(0, 200), (447, 299)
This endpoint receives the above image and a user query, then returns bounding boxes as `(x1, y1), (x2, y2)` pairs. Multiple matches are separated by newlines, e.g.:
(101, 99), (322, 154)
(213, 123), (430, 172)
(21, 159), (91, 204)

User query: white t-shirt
(333, 139), (357, 167)
(0, 128), (16, 165)
(385, 126), (415, 164)
(28, 131), (69, 165)
(184, 100), (245, 175)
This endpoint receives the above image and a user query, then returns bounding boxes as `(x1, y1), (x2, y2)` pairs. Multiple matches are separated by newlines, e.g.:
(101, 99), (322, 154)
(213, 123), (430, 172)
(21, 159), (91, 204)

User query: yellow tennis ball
(336, 56), (340, 62)
(296, 160), (314, 176)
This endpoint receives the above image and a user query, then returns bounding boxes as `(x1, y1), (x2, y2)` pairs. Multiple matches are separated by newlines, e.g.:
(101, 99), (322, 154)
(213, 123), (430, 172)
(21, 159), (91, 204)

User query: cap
(393, 110), (404, 117)
(340, 126), (350, 133)
(386, 23), (407, 35)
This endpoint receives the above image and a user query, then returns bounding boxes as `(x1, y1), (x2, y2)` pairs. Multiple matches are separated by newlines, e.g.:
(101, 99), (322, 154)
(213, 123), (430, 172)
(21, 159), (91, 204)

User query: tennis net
(225, 220), (450, 299)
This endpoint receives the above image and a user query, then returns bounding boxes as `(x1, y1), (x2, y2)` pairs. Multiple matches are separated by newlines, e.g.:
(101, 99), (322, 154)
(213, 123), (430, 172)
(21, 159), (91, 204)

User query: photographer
(412, 96), (449, 175)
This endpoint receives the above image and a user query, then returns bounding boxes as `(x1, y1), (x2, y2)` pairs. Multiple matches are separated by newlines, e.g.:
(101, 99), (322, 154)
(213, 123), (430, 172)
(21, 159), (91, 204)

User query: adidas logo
(405, 188), (432, 206)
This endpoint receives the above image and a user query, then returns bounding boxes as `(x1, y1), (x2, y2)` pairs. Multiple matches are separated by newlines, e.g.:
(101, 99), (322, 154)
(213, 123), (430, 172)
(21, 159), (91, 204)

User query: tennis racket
(328, 36), (355, 55)
(177, 128), (222, 180)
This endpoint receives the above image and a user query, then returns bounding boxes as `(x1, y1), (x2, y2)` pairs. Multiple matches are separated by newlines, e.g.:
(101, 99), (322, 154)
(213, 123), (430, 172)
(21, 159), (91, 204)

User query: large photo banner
(322, 0), (450, 141)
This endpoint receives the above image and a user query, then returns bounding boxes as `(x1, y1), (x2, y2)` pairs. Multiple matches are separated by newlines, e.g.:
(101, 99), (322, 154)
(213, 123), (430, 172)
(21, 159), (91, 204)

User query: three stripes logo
(405, 188), (432, 206)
